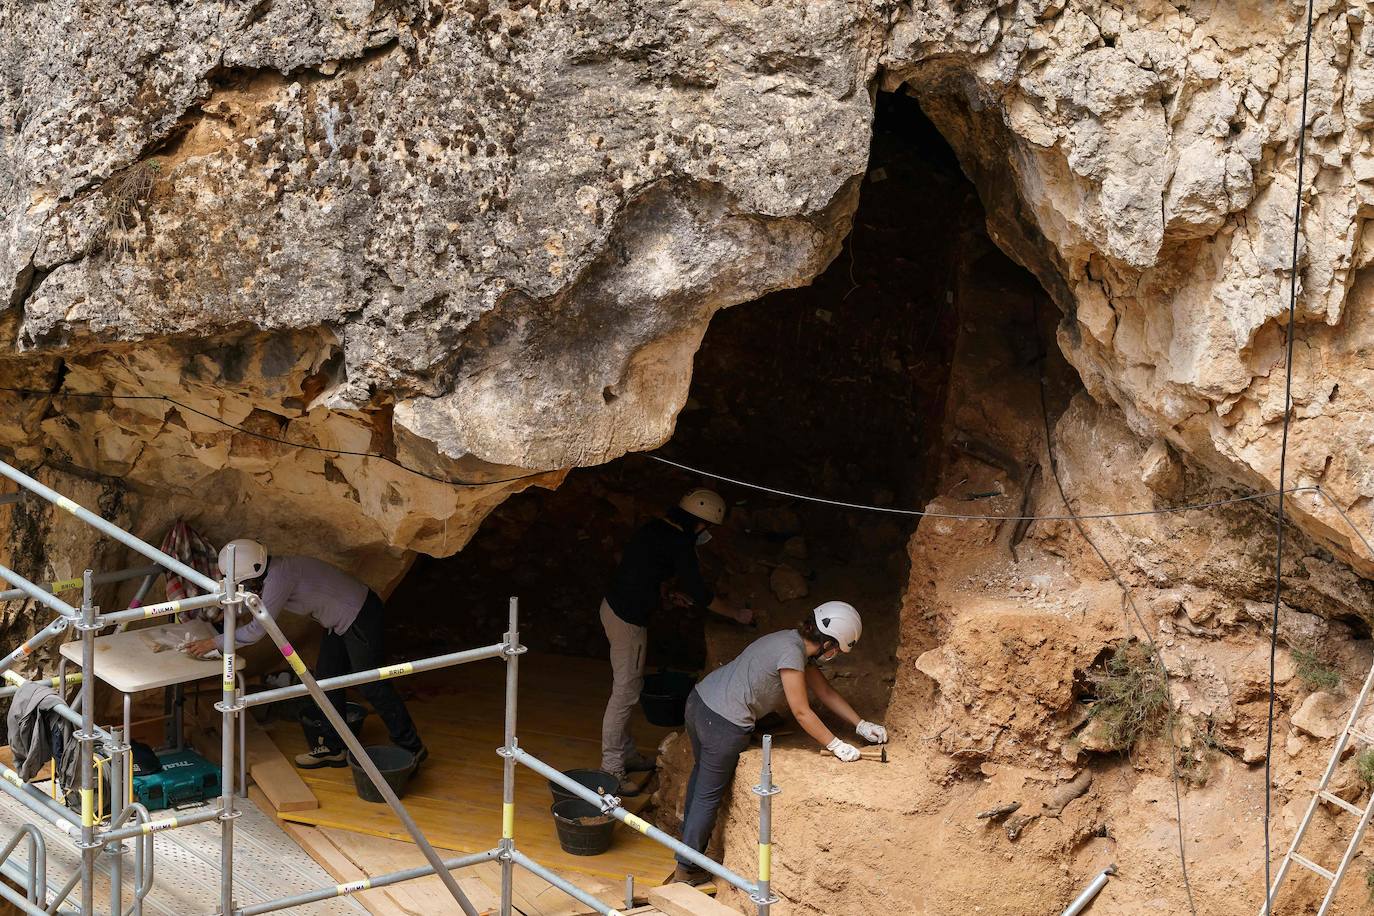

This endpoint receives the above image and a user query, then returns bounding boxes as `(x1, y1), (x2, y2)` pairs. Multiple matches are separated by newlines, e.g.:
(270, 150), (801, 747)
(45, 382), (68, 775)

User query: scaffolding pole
(510, 850), (624, 916)
(77, 572), (97, 916)
(499, 598), (522, 916)
(0, 672), (81, 700)
(98, 592), (222, 627)
(237, 848), (502, 916)
(752, 736), (778, 915)
(513, 747), (762, 898)
(0, 563), (163, 603)
(0, 616), (69, 681)
(240, 644), (506, 708)
(219, 548), (241, 916)
(0, 565), (78, 619)
(240, 593), (482, 916)
(0, 455), (787, 916)
(0, 461), (220, 594)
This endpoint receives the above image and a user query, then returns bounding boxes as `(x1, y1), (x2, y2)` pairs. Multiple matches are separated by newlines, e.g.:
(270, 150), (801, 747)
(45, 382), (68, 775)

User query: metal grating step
(0, 793), (365, 914)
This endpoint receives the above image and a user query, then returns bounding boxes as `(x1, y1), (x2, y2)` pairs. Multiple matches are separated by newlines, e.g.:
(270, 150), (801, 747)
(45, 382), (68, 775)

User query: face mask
(696, 530), (712, 546)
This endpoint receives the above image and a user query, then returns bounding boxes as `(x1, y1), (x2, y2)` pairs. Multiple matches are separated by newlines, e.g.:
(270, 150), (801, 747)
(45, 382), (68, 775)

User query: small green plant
(1292, 646), (1342, 692)
(1357, 749), (1374, 787)
(1177, 743), (1210, 787)
(1086, 640), (1169, 751)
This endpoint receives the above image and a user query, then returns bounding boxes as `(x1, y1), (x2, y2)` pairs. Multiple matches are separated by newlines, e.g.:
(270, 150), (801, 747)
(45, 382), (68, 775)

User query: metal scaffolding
(0, 457), (780, 915)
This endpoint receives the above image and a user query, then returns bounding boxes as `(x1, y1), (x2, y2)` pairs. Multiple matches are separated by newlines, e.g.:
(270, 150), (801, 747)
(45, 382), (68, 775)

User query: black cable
(1264, 1), (1315, 909)
(0, 385), (550, 488)
(1031, 297), (1198, 915)
(0, 384), (1320, 521)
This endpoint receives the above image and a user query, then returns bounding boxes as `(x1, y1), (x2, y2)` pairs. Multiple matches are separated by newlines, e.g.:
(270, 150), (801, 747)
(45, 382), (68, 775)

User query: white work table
(59, 620), (244, 751)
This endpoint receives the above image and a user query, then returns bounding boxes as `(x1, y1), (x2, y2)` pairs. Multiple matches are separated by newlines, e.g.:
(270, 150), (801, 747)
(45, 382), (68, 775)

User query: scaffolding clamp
(72, 613), (103, 634)
(749, 891), (781, 907)
(598, 793), (622, 815)
(213, 699), (246, 715)
(502, 642), (528, 657)
(218, 803), (243, 824)
(751, 783), (781, 798)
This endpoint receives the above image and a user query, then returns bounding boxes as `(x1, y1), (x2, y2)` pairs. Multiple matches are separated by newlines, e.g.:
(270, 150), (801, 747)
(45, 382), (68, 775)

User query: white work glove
(856, 720), (888, 744)
(826, 737), (862, 762)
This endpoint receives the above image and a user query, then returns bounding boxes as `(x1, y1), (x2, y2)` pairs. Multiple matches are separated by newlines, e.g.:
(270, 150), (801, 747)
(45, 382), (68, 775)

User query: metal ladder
(1261, 660), (1374, 914)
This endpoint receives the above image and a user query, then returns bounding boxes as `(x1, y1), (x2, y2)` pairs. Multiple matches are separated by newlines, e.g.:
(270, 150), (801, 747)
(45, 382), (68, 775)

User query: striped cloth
(157, 520), (219, 610)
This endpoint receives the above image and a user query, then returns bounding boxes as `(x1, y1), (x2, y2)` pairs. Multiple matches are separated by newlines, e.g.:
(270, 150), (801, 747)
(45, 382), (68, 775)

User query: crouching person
(188, 539), (428, 769)
(669, 601), (887, 885)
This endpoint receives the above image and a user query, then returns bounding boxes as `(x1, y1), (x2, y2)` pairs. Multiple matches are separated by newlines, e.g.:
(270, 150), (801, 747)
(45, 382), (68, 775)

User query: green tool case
(132, 749), (220, 812)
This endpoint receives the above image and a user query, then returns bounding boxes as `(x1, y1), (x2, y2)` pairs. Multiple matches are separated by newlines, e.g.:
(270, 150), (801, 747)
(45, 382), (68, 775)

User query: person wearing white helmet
(598, 488), (753, 794)
(186, 539), (427, 770)
(667, 601), (886, 886)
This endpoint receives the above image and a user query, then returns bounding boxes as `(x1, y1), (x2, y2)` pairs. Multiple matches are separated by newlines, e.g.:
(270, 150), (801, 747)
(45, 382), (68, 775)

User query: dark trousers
(678, 690), (753, 865)
(315, 591), (422, 753)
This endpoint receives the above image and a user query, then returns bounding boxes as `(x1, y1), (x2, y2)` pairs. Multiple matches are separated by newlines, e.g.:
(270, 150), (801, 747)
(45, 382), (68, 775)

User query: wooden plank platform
(284, 823), (651, 916)
(265, 653), (679, 888)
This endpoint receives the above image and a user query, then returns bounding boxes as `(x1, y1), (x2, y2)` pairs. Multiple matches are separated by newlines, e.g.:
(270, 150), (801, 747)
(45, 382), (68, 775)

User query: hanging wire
(0, 383), (1325, 522)
(1029, 295), (1197, 914)
(0, 386), (549, 487)
(1263, 0), (1317, 909)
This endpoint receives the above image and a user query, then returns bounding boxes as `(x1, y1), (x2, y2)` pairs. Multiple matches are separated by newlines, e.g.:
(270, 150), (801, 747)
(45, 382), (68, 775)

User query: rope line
(0, 384), (1331, 523)
(1030, 296), (1197, 914)
(1264, 0), (1316, 909)
(0, 385), (549, 487)
(650, 454), (1317, 522)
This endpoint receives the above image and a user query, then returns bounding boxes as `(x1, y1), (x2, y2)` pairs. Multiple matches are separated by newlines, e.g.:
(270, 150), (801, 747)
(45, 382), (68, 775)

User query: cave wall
(6, 0), (1374, 580)
(6, 4), (1374, 913)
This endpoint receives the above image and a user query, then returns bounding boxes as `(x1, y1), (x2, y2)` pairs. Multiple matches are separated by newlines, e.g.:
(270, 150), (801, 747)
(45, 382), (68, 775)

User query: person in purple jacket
(187, 539), (426, 770)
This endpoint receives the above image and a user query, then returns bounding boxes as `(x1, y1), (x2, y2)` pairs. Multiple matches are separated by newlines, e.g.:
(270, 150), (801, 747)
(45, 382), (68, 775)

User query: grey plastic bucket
(348, 745), (416, 803)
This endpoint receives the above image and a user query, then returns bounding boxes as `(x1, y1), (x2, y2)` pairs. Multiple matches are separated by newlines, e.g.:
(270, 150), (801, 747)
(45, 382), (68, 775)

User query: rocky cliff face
(4, 0), (1370, 570)
(6, 1), (1374, 913)
(7, 0), (1372, 575)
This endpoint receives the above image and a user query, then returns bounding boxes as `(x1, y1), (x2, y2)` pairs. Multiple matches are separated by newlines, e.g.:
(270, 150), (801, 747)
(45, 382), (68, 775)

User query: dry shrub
(1087, 640), (1168, 752)
(94, 159), (161, 257)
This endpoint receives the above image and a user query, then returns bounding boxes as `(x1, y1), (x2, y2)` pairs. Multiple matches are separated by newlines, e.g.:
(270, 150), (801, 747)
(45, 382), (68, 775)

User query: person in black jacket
(599, 489), (751, 792)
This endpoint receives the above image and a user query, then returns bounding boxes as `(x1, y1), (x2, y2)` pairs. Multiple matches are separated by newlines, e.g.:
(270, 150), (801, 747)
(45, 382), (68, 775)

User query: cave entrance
(267, 91), (1044, 882)
(386, 91), (985, 712)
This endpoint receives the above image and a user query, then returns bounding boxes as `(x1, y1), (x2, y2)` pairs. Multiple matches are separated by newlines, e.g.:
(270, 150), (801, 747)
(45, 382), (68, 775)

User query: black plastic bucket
(299, 701), (367, 751)
(348, 745), (415, 803)
(551, 798), (615, 856)
(640, 671), (695, 727)
(549, 768), (619, 806)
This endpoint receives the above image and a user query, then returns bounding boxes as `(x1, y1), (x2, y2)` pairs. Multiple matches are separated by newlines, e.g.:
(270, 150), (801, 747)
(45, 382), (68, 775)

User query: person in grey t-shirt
(669, 601), (888, 886)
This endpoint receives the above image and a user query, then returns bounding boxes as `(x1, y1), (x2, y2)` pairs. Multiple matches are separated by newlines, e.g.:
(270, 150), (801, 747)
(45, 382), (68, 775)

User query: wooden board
(244, 714), (318, 812)
(267, 653), (680, 888)
(289, 823), (612, 916)
(188, 695), (317, 813)
(646, 884), (741, 916)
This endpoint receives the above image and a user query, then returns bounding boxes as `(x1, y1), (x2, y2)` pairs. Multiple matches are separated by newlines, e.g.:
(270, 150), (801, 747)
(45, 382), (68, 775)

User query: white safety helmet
(813, 601), (862, 652)
(679, 488), (726, 526)
(217, 539), (268, 582)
